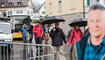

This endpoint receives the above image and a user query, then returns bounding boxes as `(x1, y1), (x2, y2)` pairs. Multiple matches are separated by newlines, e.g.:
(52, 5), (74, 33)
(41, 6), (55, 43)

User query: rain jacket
(50, 27), (67, 46)
(21, 27), (29, 39)
(33, 24), (43, 38)
(68, 28), (83, 45)
(76, 33), (89, 60)
(76, 33), (105, 60)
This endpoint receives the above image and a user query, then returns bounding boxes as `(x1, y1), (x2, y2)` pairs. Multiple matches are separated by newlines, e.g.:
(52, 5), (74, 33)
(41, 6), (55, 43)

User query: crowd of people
(21, 20), (83, 60)
(21, 3), (105, 60)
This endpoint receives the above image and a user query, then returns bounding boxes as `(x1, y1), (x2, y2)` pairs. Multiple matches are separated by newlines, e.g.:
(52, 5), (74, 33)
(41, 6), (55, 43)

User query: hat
(23, 24), (27, 27)
(23, 24), (27, 26)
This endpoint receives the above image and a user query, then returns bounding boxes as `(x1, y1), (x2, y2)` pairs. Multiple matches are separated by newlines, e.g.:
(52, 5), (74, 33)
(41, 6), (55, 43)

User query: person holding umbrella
(50, 22), (67, 60)
(42, 16), (66, 60)
(66, 24), (83, 60)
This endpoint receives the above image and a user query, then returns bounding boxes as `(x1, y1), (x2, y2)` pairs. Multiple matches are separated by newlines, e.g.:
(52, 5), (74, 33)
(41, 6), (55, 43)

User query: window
(8, 11), (12, 16)
(27, 11), (30, 15)
(1, 3), (5, 7)
(2, 12), (6, 17)
(87, 0), (99, 7)
(104, 0), (105, 4)
(17, 2), (23, 6)
(42, 11), (45, 14)
(28, 5), (32, 9)
(17, 10), (23, 14)
(58, 1), (62, 11)
(9, 2), (13, 7)
(5, 2), (9, 7)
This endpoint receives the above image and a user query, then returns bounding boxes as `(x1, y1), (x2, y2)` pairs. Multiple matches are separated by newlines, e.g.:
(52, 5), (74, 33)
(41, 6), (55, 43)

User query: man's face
(75, 25), (79, 30)
(88, 10), (105, 38)
(24, 25), (27, 28)
(36, 22), (39, 25)
(55, 22), (59, 28)
(30, 23), (33, 25)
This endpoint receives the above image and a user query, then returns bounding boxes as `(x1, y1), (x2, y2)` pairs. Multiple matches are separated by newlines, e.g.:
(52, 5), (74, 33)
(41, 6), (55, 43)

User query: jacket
(33, 24), (43, 38)
(43, 26), (49, 34)
(76, 32), (89, 60)
(50, 27), (67, 46)
(67, 30), (72, 41)
(21, 27), (29, 38)
(68, 28), (83, 45)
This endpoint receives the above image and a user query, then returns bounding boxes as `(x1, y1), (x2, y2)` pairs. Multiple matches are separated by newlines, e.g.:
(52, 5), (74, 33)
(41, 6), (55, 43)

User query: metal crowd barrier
(0, 42), (55, 60)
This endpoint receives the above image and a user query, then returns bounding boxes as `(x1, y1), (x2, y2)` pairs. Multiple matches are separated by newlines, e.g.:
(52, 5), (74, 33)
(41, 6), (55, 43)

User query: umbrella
(69, 18), (87, 27)
(42, 16), (65, 24)
(23, 16), (32, 22)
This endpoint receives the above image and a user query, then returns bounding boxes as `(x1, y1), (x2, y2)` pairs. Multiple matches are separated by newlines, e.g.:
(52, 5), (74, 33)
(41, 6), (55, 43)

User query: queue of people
(21, 18), (84, 60)
(21, 3), (105, 60)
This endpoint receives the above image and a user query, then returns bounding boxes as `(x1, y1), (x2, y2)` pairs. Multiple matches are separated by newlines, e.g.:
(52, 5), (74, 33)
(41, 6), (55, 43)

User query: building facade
(33, 2), (46, 20)
(39, 2), (46, 17)
(45, 0), (103, 35)
(0, 0), (34, 29)
(0, 0), (34, 18)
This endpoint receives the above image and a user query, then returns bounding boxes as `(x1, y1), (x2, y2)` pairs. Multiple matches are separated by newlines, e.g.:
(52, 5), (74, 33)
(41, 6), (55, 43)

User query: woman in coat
(67, 25), (83, 60)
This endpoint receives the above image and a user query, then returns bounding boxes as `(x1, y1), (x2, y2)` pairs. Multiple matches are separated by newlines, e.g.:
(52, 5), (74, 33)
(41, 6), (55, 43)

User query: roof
(8, 0), (29, 6)
(38, 2), (45, 10)
(0, 0), (29, 7)
(0, 0), (8, 2)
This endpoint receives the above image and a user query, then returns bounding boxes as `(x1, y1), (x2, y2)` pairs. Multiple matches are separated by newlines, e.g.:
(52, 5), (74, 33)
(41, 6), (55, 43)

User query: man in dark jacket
(50, 22), (67, 60)
(76, 3), (105, 60)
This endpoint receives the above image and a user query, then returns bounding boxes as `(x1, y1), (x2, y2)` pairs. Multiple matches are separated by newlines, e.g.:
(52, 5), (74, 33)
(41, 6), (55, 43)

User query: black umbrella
(23, 16), (32, 22)
(69, 18), (87, 27)
(42, 16), (65, 24)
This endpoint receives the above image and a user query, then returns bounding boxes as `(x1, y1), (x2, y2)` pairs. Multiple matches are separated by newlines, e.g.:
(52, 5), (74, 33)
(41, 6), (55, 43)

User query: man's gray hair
(89, 3), (105, 12)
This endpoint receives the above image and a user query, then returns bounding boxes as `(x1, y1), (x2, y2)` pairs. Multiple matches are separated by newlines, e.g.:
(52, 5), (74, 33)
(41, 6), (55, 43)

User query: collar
(88, 37), (91, 45)
(102, 37), (105, 45)
(87, 36), (105, 46)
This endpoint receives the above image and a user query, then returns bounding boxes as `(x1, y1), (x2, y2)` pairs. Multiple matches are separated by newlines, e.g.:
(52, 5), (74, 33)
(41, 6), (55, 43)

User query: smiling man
(76, 3), (105, 60)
